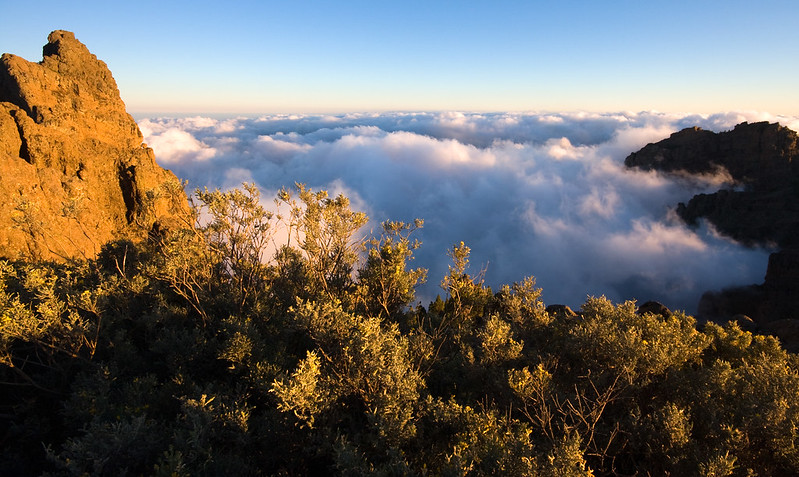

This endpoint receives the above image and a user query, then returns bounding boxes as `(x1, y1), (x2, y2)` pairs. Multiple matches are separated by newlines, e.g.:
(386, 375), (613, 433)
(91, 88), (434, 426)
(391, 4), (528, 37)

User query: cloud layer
(137, 111), (798, 312)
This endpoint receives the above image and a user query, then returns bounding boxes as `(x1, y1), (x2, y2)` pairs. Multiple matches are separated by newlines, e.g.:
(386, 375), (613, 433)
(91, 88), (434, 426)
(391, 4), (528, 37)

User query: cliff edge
(625, 121), (799, 348)
(0, 30), (190, 260)
(626, 121), (799, 248)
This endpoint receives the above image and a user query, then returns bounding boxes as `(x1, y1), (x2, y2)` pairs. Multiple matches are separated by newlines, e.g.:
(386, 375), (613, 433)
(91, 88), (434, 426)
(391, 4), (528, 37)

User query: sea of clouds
(136, 111), (799, 313)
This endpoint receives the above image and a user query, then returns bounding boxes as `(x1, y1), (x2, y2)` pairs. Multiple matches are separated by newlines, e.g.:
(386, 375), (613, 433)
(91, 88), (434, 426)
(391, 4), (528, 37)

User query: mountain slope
(0, 30), (189, 260)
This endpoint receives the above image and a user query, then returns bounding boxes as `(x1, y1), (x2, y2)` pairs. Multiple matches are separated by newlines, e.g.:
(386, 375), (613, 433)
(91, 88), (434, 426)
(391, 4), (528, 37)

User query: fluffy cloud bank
(137, 111), (798, 312)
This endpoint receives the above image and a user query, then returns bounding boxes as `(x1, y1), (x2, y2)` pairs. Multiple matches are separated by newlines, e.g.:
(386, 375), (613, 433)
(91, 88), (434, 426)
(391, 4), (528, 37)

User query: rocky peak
(0, 30), (190, 260)
(625, 121), (798, 186)
(626, 121), (799, 248)
(625, 121), (799, 346)
(1, 30), (142, 147)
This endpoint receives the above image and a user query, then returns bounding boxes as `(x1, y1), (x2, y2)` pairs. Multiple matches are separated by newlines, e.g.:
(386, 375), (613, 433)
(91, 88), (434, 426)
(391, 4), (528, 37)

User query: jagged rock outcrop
(625, 121), (799, 347)
(0, 30), (190, 260)
(626, 121), (799, 247)
(626, 122), (798, 182)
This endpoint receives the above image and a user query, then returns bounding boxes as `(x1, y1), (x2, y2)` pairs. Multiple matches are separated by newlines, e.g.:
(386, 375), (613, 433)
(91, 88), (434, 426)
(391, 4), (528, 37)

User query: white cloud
(606, 220), (708, 256)
(139, 126), (216, 165)
(578, 187), (620, 219)
(138, 111), (793, 312)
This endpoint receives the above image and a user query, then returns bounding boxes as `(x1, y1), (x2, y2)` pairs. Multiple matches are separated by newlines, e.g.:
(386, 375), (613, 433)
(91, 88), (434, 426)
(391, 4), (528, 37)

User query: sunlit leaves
(282, 299), (423, 443)
(281, 183), (368, 301)
(272, 351), (327, 428)
(3, 182), (799, 476)
(478, 316), (523, 365)
(573, 296), (709, 383)
(357, 219), (427, 320)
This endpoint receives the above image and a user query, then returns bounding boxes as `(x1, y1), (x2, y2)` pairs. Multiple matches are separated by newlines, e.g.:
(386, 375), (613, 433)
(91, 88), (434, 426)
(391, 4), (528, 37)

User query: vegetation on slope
(2, 183), (798, 476)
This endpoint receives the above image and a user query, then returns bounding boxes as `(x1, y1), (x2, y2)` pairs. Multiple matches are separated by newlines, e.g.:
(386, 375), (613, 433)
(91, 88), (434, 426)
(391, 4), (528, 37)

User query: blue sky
(2, 1), (797, 114)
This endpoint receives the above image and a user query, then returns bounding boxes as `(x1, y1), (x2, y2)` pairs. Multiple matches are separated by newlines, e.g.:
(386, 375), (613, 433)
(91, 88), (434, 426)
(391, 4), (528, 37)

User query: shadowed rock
(762, 320), (799, 353)
(626, 121), (799, 348)
(731, 314), (757, 333)
(625, 121), (799, 248)
(545, 304), (578, 319)
(0, 31), (190, 260)
(625, 122), (798, 183)
(636, 301), (671, 317)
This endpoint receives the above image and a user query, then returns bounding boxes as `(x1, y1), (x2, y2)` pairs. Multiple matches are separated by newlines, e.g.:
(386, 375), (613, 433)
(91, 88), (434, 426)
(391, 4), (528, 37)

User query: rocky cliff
(625, 121), (799, 348)
(626, 121), (799, 247)
(0, 30), (189, 260)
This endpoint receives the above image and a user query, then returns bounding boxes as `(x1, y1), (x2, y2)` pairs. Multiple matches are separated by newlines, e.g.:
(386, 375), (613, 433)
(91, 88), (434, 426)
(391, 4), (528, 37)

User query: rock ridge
(626, 121), (798, 183)
(626, 121), (799, 248)
(0, 30), (190, 260)
(625, 121), (799, 348)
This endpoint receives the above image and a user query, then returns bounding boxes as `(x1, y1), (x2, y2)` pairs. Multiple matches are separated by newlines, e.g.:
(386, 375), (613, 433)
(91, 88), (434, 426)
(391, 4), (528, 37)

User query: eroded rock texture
(0, 30), (189, 260)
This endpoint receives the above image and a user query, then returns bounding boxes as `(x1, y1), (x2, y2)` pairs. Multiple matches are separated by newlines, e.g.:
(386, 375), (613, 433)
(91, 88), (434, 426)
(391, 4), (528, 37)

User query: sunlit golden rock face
(0, 30), (189, 260)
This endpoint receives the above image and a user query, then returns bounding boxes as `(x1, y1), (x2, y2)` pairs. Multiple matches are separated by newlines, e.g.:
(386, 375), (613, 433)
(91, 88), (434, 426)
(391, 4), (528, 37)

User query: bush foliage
(2, 183), (798, 476)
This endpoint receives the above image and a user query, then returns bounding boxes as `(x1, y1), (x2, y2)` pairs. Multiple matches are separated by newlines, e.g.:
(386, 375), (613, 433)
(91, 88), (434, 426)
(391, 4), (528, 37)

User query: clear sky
(2, 0), (797, 114)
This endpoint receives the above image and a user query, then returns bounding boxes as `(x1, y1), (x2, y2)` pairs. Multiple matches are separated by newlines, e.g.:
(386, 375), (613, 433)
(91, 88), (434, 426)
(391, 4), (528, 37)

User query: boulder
(730, 314), (757, 333)
(636, 301), (671, 317)
(545, 304), (578, 319)
(0, 31), (190, 260)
